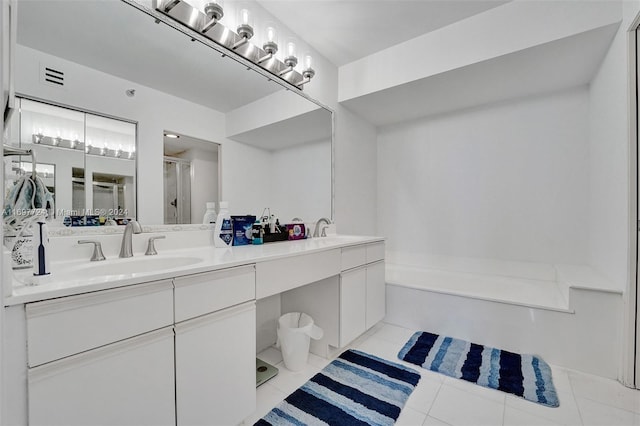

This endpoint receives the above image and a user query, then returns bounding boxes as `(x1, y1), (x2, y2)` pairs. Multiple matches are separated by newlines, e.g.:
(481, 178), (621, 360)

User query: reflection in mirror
(163, 132), (219, 225)
(12, 0), (332, 230)
(5, 97), (136, 222)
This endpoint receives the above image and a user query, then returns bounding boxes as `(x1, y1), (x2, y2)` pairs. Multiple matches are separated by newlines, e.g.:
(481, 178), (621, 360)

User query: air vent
(40, 64), (65, 88)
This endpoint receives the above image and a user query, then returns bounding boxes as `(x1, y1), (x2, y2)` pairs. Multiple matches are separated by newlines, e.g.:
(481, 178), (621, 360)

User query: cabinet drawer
(174, 266), (255, 323)
(366, 242), (385, 263)
(341, 245), (366, 271)
(256, 249), (341, 299)
(26, 280), (173, 367)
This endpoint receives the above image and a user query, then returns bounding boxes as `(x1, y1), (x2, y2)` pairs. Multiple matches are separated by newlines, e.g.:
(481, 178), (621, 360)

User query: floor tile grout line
(423, 377), (445, 419)
(567, 370), (585, 426)
(577, 394), (640, 417)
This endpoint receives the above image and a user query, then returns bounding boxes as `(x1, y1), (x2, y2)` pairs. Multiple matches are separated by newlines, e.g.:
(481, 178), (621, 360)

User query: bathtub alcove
(384, 253), (623, 379)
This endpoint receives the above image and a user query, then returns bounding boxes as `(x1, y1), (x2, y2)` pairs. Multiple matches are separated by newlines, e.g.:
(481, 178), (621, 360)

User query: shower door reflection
(164, 157), (191, 224)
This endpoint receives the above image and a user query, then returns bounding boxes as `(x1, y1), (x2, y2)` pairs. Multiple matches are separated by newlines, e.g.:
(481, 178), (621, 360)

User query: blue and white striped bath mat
(255, 349), (421, 425)
(399, 331), (558, 407)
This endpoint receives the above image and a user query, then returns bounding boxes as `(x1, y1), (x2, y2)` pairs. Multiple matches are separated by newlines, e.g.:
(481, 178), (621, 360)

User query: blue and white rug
(255, 349), (421, 425)
(398, 331), (559, 407)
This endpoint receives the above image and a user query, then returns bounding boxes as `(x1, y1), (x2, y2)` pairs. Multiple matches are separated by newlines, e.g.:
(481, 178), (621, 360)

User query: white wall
(588, 0), (640, 290)
(334, 105), (377, 235)
(270, 140), (331, 223)
(377, 87), (591, 265)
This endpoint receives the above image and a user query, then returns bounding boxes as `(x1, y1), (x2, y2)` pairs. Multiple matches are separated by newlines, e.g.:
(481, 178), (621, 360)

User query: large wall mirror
(5, 0), (332, 230)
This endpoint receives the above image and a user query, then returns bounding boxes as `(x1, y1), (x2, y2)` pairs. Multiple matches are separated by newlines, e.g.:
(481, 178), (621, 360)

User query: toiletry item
(85, 215), (100, 226)
(231, 215), (256, 246)
(252, 219), (264, 245)
(11, 234), (33, 269)
(286, 223), (306, 240)
(213, 201), (233, 248)
(270, 215), (276, 233)
(32, 219), (50, 277)
(71, 215), (85, 226)
(202, 202), (217, 224)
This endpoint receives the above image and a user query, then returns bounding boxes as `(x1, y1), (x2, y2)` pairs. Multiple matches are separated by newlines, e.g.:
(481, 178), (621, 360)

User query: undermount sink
(15, 256), (204, 285)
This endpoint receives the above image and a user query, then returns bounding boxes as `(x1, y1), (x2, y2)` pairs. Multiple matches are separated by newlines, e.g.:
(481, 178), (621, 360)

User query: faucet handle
(145, 235), (166, 256)
(78, 240), (106, 261)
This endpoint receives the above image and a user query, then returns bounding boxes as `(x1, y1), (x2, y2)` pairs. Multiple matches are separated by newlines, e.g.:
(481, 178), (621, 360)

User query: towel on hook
(4, 175), (54, 221)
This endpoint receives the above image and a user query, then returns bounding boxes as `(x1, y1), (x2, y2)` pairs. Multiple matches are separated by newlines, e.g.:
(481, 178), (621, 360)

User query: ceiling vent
(40, 64), (65, 88)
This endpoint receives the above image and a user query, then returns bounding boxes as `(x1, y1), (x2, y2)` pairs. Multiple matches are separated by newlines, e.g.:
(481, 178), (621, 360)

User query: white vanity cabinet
(280, 241), (386, 352)
(25, 281), (175, 426)
(28, 328), (176, 426)
(339, 242), (386, 347)
(174, 266), (256, 426)
(340, 267), (367, 345)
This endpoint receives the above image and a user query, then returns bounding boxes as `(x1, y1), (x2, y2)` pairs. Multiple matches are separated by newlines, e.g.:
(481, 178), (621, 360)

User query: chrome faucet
(313, 217), (332, 238)
(119, 220), (142, 258)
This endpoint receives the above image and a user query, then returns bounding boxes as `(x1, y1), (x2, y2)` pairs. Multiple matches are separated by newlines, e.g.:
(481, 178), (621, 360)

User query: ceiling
(340, 23), (620, 126)
(257, 0), (510, 66)
(228, 107), (332, 150)
(16, 0), (284, 113)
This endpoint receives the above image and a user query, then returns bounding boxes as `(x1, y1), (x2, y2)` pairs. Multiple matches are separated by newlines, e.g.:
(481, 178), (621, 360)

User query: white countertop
(6, 235), (384, 306)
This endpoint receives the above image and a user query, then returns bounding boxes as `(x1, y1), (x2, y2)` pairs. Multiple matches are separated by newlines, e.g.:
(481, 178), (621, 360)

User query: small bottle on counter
(202, 202), (217, 225)
(252, 219), (264, 245)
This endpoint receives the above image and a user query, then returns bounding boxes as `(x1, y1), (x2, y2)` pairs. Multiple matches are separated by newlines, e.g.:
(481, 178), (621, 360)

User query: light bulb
(304, 54), (313, 70)
(240, 8), (249, 25)
(287, 41), (296, 58)
(266, 26), (276, 43)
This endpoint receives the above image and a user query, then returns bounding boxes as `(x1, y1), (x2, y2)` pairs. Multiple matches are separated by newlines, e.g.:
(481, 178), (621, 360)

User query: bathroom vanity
(2, 234), (385, 425)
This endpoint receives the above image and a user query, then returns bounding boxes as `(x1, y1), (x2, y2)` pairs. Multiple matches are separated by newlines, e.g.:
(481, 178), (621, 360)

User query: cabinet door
(366, 260), (386, 329)
(340, 267), (367, 347)
(175, 301), (256, 426)
(28, 327), (175, 426)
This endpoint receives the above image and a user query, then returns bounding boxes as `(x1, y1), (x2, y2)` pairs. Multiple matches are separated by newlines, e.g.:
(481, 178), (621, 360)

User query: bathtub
(384, 260), (623, 379)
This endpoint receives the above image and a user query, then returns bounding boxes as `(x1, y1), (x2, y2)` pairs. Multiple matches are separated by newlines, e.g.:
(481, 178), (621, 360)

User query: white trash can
(277, 312), (324, 371)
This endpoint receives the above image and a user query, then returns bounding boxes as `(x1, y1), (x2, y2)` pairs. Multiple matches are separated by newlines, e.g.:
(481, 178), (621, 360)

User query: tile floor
(243, 323), (640, 426)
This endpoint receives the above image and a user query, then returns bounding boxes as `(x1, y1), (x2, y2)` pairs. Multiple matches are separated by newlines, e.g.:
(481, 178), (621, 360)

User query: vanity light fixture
(232, 7), (253, 49)
(164, 133), (180, 139)
(155, 0), (315, 89)
(202, 0), (224, 33)
(278, 40), (297, 76)
(298, 54), (315, 86)
(258, 25), (278, 64)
